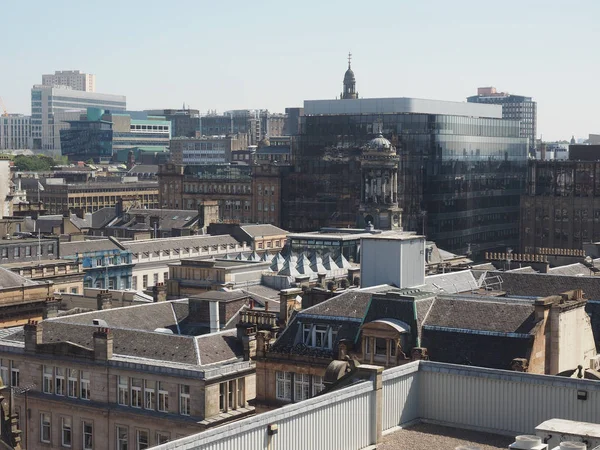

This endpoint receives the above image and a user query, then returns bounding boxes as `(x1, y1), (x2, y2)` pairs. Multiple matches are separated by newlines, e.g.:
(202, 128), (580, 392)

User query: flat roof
(379, 422), (511, 450)
(304, 97), (503, 118)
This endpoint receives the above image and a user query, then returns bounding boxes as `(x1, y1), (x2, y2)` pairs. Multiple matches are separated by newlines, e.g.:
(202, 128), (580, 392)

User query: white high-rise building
(42, 70), (96, 92)
(31, 85), (126, 153)
(0, 114), (32, 150)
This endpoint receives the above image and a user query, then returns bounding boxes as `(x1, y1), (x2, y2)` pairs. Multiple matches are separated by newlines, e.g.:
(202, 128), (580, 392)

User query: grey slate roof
(547, 263), (591, 276)
(423, 270), (480, 294)
(242, 285), (280, 301)
(423, 297), (537, 333)
(301, 285), (397, 319)
(0, 267), (38, 288)
(61, 239), (121, 256)
(196, 330), (243, 366)
(123, 235), (238, 253)
(487, 271), (600, 299)
(189, 290), (249, 302)
(90, 207), (117, 228)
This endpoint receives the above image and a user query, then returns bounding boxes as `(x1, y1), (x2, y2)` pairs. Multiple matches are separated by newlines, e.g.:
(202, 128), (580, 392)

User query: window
(294, 373), (310, 401)
(43, 365), (53, 394)
(237, 379), (244, 407)
(312, 375), (325, 396)
(0, 248), (7, 258)
(157, 381), (168, 412)
(96, 258), (103, 267)
(116, 426), (128, 450)
(375, 338), (387, 356)
(41, 413), (51, 443)
(144, 380), (155, 410)
(142, 275), (148, 289)
(258, 242), (263, 249)
(315, 325), (328, 348)
(153, 273), (158, 285)
(11, 362), (19, 388)
(118, 376), (128, 405)
(276, 371), (291, 400)
(156, 432), (170, 445)
(136, 430), (149, 450)
(81, 371), (90, 400)
(55, 367), (65, 395)
(0, 360), (8, 387)
(179, 384), (190, 416)
(68, 369), (78, 398)
(62, 417), (72, 447)
(25, 246), (31, 257)
(302, 324), (334, 350)
(48, 243), (55, 254)
(70, 287), (78, 294)
(219, 382), (225, 412)
(132, 276), (137, 290)
(164, 271), (169, 281)
(14, 247), (20, 257)
(83, 421), (93, 450)
(131, 378), (142, 408)
(228, 380), (235, 410)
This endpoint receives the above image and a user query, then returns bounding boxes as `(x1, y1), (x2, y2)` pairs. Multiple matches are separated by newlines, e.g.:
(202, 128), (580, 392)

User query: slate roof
(242, 285), (280, 301)
(548, 263), (591, 276)
(486, 271), (600, 299)
(301, 285), (397, 319)
(239, 224), (287, 238)
(61, 239), (123, 256)
(90, 207), (117, 228)
(110, 209), (199, 231)
(196, 330), (243, 365)
(128, 164), (159, 175)
(189, 290), (249, 302)
(123, 235), (238, 253)
(423, 296), (537, 334)
(0, 267), (38, 288)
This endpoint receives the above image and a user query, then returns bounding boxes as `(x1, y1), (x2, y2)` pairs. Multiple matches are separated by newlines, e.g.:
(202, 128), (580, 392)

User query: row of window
(43, 366), (91, 399)
(118, 376), (190, 415)
(131, 272), (169, 290)
(0, 243), (55, 258)
(276, 372), (324, 402)
(40, 414), (93, 448)
(256, 202), (276, 212)
(301, 324), (338, 350)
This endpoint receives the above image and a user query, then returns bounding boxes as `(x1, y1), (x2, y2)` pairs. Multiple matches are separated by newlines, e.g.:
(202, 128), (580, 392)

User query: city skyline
(2, 0), (599, 141)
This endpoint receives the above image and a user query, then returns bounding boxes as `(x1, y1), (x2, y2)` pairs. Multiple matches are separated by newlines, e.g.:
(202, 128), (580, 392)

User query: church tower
(341, 52), (358, 100)
(357, 134), (402, 230)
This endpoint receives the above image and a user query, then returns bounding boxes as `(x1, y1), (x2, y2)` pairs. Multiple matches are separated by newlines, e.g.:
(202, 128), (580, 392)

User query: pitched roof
(239, 224), (287, 238)
(487, 271), (600, 299)
(123, 235), (238, 252)
(301, 285), (397, 319)
(196, 330), (243, 366)
(423, 296), (537, 334)
(423, 270), (480, 294)
(547, 263), (591, 277)
(90, 207), (117, 228)
(60, 239), (123, 256)
(0, 267), (38, 288)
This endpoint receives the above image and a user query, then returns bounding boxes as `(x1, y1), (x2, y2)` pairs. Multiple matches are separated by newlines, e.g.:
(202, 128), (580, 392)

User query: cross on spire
(348, 52), (352, 68)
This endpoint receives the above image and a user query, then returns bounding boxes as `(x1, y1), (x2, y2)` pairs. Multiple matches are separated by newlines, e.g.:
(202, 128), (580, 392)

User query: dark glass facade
(60, 121), (113, 161)
(284, 112), (528, 257)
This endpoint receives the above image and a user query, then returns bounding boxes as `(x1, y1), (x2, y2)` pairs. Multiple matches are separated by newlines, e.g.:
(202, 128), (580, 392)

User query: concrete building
(158, 163), (284, 226)
(467, 86), (537, 153)
(0, 114), (32, 150)
(0, 300), (256, 449)
(169, 135), (248, 165)
(31, 85), (126, 153)
(145, 108), (200, 138)
(42, 70), (96, 92)
(0, 237), (60, 263)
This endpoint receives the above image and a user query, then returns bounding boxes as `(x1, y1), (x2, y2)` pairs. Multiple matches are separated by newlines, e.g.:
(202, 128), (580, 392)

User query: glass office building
(283, 98), (528, 257)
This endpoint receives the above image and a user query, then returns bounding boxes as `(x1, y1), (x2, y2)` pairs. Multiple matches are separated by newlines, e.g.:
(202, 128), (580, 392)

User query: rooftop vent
(92, 319), (108, 327)
(510, 435), (547, 449)
(554, 443), (587, 450)
(455, 447), (481, 450)
(153, 328), (174, 334)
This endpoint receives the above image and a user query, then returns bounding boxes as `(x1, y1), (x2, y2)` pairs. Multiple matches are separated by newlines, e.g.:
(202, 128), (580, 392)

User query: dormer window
(301, 324), (337, 350)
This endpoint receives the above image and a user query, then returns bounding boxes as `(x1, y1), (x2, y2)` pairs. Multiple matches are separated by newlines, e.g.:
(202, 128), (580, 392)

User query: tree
(12, 155), (55, 171)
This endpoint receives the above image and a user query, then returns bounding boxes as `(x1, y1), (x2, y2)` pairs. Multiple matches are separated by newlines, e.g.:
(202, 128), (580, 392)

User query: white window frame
(10, 362), (19, 387)
(136, 429), (149, 450)
(179, 384), (190, 416)
(55, 367), (65, 395)
(156, 431), (170, 445)
(294, 373), (310, 402)
(41, 412), (51, 443)
(116, 426), (128, 450)
(0, 359), (8, 387)
(67, 369), (78, 398)
(275, 371), (291, 401)
(144, 380), (155, 410)
(83, 421), (93, 450)
(157, 382), (168, 412)
(43, 365), (53, 394)
(117, 376), (128, 406)
(62, 416), (72, 447)
(312, 375), (325, 396)
(131, 378), (142, 408)
(80, 371), (91, 400)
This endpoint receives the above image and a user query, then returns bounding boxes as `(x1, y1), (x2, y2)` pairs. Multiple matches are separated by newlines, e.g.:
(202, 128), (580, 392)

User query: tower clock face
(393, 214), (400, 225)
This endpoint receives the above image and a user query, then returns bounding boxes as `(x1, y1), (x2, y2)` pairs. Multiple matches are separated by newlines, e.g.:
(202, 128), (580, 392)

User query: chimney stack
(43, 296), (60, 319)
(24, 320), (42, 353)
(97, 289), (113, 310)
(209, 300), (220, 333)
(279, 288), (302, 326)
(152, 283), (167, 303)
(93, 327), (113, 361)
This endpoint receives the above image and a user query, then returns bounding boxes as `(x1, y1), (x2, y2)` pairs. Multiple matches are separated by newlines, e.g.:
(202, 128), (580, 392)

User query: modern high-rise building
(31, 85), (126, 153)
(467, 87), (537, 153)
(42, 70), (96, 92)
(0, 114), (32, 150)
(282, 62), (529, 258)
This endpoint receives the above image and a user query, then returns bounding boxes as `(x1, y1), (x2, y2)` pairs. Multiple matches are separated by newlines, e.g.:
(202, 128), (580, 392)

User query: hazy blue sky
(2, 0), (598, 141)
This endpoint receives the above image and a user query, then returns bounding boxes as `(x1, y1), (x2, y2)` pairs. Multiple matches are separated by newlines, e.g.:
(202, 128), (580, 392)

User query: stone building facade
(158, 163), (283, 226)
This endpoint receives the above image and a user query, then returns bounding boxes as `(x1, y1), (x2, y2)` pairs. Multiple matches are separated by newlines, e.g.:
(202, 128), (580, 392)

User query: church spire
(341, 52), (358, 100)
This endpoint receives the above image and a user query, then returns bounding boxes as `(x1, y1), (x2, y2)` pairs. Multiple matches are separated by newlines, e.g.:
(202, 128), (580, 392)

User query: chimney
(43, 296), (60, 319)
(209, 300), (220, 333)
(256, 330), (271, 359)
(534, 297), (554, 322)
(152, 283), (167, 302)
(93, 327), (113, 361)
(24, 320), (42, 353)
(279, 288), (302, 326)
(96, 289), (113, 310)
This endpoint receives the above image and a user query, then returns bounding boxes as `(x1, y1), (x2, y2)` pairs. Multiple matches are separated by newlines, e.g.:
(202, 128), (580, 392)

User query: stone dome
(367, 134), (395, 153)
(344, 68), (355, 83)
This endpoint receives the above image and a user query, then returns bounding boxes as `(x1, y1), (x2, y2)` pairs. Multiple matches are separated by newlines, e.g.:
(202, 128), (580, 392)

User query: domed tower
(341, 52), (358, 100)
(358, 133), (402, 230)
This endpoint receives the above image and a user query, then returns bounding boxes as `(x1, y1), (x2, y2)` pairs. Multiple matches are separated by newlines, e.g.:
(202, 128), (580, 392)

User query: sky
(1, 0), (598, 141)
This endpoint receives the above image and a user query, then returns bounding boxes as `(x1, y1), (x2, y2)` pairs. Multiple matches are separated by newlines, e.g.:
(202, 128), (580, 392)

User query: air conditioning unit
(589, 355), (600, 371)
(536, 419), (600, 449)
(509, 435), (548, 449)
(551, 443), (587, 450)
